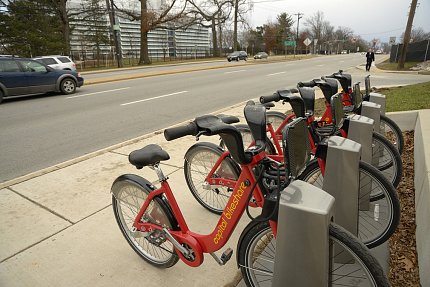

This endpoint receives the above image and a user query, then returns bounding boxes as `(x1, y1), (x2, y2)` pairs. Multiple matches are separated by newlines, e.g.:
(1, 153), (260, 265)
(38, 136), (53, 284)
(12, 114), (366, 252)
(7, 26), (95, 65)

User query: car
(253, 52), (268, 59)
(0, 57), (84, 103)
(375, 50), (383, 54)
(33, 55), (77, 71)
(227, 51), (248, 62)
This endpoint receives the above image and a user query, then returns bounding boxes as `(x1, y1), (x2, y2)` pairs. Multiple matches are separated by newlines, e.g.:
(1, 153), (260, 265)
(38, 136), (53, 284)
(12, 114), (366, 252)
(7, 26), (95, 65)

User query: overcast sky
(249, 0), (430, 43)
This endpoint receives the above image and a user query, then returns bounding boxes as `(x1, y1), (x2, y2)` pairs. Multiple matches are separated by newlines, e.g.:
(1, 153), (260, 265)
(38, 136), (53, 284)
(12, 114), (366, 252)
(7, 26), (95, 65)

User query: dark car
(227, 51), (248, 62)
(254, 52), (268, 59)
(0, 57), (84, 103)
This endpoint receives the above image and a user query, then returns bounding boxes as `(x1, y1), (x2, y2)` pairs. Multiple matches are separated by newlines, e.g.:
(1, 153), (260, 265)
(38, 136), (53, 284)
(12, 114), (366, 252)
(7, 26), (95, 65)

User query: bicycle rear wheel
(184, 143), (241, 214)
(379, 114), (404, 154)
(298, 159), (400, 248)
(112, 176), (179, 268)
(238, 221), (390, 287)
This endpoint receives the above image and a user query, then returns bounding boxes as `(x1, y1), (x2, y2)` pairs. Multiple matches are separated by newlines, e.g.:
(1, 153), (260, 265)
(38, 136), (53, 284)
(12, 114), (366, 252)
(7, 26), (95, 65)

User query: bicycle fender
(111, 174), (180, 231)
(184, 142), (241, 175)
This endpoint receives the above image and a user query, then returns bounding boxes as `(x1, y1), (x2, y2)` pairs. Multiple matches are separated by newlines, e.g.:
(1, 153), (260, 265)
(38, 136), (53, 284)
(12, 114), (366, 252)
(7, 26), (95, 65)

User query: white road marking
(316, 64), (324, 67)
(224, 70), (246, 74)
(121, 91), (189, 106)
(339, 60), (345, 63)
(66, 87), (130, 99)
(267, 72), (286, 76)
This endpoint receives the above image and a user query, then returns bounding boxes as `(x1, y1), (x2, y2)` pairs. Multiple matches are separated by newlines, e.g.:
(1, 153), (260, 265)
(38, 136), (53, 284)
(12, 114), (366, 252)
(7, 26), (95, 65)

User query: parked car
(0, 57), (84, 103)
(254, 52), (268, 59)
(375, 50), (383, 54)
(33, 55), (77, 71)
(227, 51), (248, 62)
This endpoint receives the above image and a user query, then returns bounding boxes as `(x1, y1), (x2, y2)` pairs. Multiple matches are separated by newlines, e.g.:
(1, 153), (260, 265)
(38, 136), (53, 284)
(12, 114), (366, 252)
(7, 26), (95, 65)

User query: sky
(248, 0), (430, 43)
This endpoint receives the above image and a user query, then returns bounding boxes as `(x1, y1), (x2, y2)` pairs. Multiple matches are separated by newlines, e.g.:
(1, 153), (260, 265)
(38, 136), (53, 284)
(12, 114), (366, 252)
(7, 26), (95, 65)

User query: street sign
(284, 40), (296, 47)
(303, 38), (311, 46)
(313, 39), (318, 45)
(389, 37), (396, 45)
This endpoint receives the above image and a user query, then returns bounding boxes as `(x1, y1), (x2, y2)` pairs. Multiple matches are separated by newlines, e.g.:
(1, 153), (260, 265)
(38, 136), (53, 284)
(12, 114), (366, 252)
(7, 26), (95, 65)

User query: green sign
(284, 40), (296, 47)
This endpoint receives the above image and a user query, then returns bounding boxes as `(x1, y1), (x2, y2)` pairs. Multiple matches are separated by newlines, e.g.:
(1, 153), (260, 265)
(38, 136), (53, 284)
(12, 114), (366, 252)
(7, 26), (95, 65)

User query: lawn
(374, 81), (430, 112)
(376, 59), (420, 71)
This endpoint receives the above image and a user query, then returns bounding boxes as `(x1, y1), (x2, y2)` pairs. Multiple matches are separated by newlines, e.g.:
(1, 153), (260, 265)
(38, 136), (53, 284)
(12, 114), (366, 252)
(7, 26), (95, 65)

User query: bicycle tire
(371, 132), (402, 188)
(219, 124), (276, 155)
(266, 110), (289, 132)
(111, 175), (179, 268)
(237, 221), (390, 287)
(184, 143), (241, 214)
(379, 114), (404, 155)
(298, 159), (400, 248)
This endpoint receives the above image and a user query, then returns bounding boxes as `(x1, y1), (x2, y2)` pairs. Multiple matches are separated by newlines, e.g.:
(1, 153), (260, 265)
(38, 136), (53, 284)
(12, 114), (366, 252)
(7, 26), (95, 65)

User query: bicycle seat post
(150, 163), (167, 182)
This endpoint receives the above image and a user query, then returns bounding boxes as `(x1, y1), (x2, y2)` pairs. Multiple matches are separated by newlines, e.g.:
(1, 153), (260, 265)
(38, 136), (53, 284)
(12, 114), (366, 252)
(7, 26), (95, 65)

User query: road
(1, 54), (429, 183)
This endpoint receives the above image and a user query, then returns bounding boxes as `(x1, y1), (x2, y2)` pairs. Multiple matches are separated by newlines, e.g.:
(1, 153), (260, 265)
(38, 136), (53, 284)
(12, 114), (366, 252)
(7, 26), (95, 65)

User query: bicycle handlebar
(259, 92), (281, 104)
(298, 80), (316, 88)
(164, 122), (198, 141)
(259, 88), (299, 104)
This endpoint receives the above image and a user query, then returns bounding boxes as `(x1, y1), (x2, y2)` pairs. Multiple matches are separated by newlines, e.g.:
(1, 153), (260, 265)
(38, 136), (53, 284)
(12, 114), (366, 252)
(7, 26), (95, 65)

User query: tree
(401, 27), (430, 43)
(275, 12), (293, 51)
(0, 0), (65, 56)
(188, 0), (232, 57)
(79, 0), (110, 66)
(115, 0), (189, 65)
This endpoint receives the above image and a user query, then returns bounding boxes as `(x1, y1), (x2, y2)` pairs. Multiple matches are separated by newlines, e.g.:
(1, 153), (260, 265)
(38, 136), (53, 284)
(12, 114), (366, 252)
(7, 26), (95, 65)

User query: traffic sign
(284, 40), (296, 47)
(303, 38), (311, 46)
(389, 37), (396, 45)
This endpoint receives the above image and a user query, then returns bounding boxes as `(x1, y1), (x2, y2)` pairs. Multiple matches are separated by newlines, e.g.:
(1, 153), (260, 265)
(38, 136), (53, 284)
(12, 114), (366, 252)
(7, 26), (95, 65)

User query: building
(68, 1), (210, 61)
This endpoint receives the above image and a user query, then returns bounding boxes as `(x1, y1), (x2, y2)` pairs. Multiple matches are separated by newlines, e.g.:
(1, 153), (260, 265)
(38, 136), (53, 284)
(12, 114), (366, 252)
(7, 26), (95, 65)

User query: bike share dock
(1, 91), (428, 287)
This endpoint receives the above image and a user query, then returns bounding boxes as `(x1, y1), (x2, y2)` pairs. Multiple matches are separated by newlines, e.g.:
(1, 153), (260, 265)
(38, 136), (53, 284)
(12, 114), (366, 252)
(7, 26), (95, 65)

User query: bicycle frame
(133, 150), (276, 267)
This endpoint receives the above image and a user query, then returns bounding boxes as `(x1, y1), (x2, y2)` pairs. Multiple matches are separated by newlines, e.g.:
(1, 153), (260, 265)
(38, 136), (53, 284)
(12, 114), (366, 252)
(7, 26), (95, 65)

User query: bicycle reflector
(331, 94), (345, 129)
(352, 83), (363, 110)
(282, 118), (311, 179)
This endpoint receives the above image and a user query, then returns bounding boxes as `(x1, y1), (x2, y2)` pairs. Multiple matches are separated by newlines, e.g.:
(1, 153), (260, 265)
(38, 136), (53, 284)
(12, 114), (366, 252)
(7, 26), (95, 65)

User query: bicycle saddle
(319, 78), (339, 102)
(326, 71), (352, 92)
(297, 87), (315, 116)
(129, 144), (170, 169)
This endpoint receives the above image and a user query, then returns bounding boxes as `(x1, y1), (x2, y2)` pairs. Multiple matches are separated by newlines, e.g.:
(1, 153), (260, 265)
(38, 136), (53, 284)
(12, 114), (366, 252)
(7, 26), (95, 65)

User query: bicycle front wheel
(112, 176), (179, 268)
(238, 221), (390, 287)
(371, 132), (402, 188)
(379, 114), (404, 154)
(298, 159), (400, 248)
(184, 143), (241, 214)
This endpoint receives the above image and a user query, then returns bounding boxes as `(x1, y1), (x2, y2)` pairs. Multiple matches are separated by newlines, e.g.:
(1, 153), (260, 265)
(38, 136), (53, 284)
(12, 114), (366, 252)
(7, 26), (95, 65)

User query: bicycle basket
(282, 118), (311, 178)
(330, 94), (345, 129)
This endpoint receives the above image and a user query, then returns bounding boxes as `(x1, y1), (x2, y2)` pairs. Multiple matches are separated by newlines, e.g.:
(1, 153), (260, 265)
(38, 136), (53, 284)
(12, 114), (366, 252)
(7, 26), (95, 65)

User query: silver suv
(33, 56), (77, 71)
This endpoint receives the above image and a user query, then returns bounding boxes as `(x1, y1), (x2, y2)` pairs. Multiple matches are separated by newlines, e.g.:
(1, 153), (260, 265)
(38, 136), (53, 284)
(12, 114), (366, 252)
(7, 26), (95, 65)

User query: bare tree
(401, 27), (430, 43)
(115, 0), (189, 65)
(188, 0), (232, 57)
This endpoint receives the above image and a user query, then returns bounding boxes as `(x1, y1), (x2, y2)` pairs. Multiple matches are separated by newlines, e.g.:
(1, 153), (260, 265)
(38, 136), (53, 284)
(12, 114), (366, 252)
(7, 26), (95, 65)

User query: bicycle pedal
(220, 248), (233, 264)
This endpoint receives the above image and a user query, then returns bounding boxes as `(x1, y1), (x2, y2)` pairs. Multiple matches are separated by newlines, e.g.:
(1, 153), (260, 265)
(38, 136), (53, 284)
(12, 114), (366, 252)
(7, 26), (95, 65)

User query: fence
(390, 39), (430, 62)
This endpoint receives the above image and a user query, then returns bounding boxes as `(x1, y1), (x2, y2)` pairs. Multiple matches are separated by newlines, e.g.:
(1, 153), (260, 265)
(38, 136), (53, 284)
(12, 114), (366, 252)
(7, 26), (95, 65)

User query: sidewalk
(0, 98), (291, 287)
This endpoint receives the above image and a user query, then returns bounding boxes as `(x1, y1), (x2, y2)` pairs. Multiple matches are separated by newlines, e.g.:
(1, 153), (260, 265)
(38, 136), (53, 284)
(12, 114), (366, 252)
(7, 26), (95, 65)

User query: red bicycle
(111, 102), (389, 287)
(184, 92), (400, 249)
(324, 70), (404, 154)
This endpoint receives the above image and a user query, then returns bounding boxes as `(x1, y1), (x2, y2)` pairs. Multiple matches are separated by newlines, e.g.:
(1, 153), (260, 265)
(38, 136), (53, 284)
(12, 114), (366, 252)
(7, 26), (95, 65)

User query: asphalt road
(1, 54), (429, 183)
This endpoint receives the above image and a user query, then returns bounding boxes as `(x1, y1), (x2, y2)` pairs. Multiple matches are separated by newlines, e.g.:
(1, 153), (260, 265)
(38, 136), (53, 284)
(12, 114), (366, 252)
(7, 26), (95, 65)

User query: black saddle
(298, 87), (315, 116)
(129, 144), (170, 169)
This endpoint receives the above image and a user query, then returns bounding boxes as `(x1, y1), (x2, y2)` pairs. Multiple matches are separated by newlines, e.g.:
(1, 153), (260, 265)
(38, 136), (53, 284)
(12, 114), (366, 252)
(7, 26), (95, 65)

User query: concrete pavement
(1, 60), (427, 286)
(0, 98), (288, 287)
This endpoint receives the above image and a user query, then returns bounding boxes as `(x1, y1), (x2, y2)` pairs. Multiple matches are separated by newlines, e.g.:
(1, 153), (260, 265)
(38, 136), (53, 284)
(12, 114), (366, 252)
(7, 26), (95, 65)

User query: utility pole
(106, 0), (123, 68)
(293, 13), (303, 56)
(398, 0), (418, 69)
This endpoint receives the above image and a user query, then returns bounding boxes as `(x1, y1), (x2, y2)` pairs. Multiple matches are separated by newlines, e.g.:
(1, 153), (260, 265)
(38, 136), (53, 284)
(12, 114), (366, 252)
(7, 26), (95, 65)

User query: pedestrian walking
(365, 49), (375, 72)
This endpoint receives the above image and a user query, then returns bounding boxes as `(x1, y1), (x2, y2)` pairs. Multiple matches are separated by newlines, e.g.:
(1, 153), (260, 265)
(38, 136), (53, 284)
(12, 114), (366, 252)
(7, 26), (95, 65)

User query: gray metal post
(347, 115), (374, 164)
(346, 115), (374, 210)
(272, 180), (335, 287)
(361, 101), (381, 133)
(369, 93), (386, 115)
(322, 136), (361, 236)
